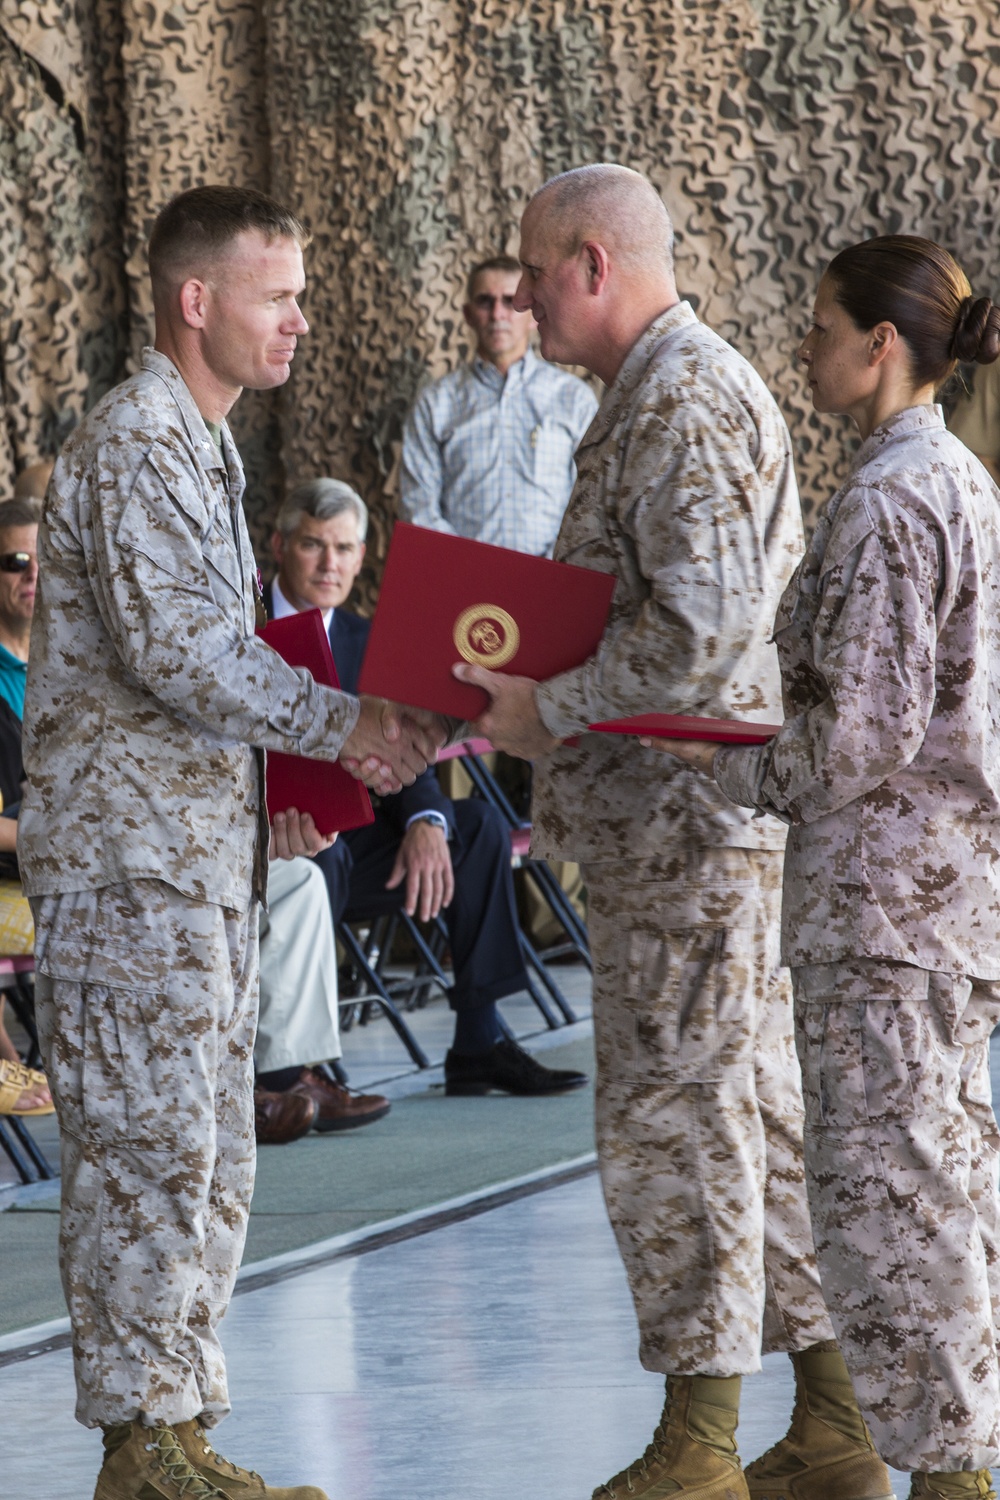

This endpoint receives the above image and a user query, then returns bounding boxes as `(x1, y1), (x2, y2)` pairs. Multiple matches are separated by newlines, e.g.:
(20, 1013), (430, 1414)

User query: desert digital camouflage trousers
(793, 957), (1000, 1472)
(30, 879), (258, 1431)
(583, 847), (833, 1376)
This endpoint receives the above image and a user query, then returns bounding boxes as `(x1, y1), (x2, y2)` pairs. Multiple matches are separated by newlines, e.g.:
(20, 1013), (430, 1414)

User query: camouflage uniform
(532, 301), (833, 1375)
(20, 350), (361, 1429)
(716, 405), (1000, 1470)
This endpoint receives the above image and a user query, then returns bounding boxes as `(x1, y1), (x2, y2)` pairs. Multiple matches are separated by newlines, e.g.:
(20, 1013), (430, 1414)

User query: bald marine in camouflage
(456, 165), (892, 1500)
(18, 186), (440, 1500)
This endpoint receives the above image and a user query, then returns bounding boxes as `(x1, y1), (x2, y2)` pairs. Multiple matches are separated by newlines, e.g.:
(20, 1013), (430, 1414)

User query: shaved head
(515, 162), (679, 383)
(530, 164), (675, 276)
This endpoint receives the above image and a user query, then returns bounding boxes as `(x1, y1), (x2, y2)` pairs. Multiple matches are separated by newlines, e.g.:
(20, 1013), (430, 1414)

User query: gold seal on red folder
(453, 605), (520, 668)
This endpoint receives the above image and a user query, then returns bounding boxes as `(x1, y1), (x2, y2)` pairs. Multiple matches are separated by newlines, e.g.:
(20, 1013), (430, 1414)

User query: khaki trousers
(793, 957), (1000, 1472)
(31, 880), (257, 1431)
(584, 847), (833, 1376)
(256, 855), (340, 1071)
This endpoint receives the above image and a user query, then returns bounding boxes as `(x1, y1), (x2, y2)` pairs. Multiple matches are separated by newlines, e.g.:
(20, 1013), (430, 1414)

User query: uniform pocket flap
(35, 933), (172, 989)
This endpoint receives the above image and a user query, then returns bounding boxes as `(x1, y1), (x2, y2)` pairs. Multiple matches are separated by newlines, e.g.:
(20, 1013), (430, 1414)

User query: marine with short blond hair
(20, 183), (441, 1500)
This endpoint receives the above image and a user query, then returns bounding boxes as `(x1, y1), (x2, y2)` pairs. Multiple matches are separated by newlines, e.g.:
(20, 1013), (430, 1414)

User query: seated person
(0, 498), (52, 1117)
(255, 821), (390, 1142)
(265, 478), (588, 1096)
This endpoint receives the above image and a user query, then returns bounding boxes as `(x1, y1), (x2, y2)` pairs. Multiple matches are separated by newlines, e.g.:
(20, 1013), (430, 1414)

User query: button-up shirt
(20, 349), (361, 912)
(531, 301), (803, 865)
(399, 347), (598, 556)
(716, 405), (1000, 976)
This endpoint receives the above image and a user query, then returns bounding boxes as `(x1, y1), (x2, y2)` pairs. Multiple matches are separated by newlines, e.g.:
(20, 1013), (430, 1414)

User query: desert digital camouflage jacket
(531, 301), (803, 864)
(20, 349), (360, 911)
(716, 404), (1000, 977)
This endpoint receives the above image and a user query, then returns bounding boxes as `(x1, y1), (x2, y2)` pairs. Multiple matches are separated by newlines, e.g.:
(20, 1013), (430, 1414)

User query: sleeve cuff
(535, 675), (593, 739)
(714, 742), (791, 824)
(405, 810), (449, 834)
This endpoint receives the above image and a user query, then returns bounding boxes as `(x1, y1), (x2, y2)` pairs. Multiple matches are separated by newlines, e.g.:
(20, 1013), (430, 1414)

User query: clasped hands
(340, 696), (449, 795)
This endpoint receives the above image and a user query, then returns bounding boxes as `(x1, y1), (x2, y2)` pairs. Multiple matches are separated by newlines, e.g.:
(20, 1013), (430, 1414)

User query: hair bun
(952, 296), (1000, 365)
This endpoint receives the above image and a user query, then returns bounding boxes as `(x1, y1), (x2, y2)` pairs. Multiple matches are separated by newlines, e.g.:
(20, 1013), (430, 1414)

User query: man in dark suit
(263, 477), (588, 1096)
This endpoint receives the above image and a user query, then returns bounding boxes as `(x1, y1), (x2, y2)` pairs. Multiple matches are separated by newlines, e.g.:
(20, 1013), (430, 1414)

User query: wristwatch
(406, 811), (448, 834)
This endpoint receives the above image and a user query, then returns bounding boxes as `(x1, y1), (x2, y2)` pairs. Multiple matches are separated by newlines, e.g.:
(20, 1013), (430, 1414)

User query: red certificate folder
(589, 713), (780, 744)
(256, 611), (374, 835)
(357, 523), (617, 719)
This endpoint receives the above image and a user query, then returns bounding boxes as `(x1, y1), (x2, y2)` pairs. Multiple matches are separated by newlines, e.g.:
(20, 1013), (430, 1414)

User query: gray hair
(534, 163), (675, 275)
(274, 478), (368, 542)
(0, 499), (41, 531)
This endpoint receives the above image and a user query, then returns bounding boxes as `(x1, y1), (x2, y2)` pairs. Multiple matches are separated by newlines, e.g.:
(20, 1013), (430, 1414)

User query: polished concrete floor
(4, 1168), (980, 1500)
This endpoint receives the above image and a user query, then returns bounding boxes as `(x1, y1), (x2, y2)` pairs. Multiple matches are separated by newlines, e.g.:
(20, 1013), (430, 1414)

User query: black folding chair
(335, 917), (434, 1069)
(0, 958), (56, 1183)
(437, 740), (591, 1026)
(0, 1113), (55, 1185)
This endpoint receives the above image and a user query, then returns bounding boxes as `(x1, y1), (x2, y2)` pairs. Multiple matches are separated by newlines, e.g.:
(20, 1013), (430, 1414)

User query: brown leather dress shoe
(253, 1086), (318, 1145)
(288, 1067), (391, 1132)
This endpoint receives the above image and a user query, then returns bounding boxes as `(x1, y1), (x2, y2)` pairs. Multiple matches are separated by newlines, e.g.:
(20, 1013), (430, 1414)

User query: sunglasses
(0, 553), (34, 573)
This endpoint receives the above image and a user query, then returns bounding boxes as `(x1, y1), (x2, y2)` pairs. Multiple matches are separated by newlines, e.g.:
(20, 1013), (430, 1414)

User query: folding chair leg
(402, 914), (452, 991)
(337, 923), (431, 1069)
(0, 1115), (55, 1184)
(6, 975), (43, 1069)
(519, 931), (579, 1025)
(523, 861), (592, 967)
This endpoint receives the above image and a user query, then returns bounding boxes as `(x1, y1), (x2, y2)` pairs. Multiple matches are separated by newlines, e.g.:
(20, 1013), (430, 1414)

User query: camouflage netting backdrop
(3, 0), (1000, 607)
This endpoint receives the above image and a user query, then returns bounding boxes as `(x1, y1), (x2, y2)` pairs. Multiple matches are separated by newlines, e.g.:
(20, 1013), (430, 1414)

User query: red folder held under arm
(589, 712), (780, 743)
(257, 610), (374, 836)
(357, 523), (617, 719)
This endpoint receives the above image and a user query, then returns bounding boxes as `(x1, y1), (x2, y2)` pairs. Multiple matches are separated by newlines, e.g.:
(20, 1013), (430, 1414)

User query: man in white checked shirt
(399, 254), (597, 557)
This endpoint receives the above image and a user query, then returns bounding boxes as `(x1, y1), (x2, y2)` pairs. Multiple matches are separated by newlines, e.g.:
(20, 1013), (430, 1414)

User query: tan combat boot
(593, 1374), (750, 1499)
(909, 1473), (997, 1498)
(174, 1420), (330, 1500)
(95, 1422), (226, 1498)
(744, 1341), (893, 1499)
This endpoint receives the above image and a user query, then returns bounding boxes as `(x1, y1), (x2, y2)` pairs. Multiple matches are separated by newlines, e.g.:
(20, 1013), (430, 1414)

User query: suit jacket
(263, 585), (454, 838)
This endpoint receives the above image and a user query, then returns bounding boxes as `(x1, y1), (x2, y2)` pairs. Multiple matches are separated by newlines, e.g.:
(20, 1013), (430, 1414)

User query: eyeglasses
(0, 553), (34, 573)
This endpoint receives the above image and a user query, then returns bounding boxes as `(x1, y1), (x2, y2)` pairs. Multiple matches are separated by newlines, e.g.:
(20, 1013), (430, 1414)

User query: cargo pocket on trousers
(38, 936), (178, 1149)
(798, 997), (918, 1129)
(623, 923), (729, 1085)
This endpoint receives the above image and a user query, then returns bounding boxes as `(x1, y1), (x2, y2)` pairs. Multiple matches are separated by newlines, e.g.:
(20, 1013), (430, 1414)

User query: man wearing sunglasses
(0, 525), (38, 724)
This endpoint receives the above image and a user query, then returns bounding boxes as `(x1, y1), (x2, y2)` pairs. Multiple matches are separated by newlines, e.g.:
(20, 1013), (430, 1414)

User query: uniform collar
(141, 347), (234, 476)
(581, 301), (697, 449)
(852, 403), (945, 473)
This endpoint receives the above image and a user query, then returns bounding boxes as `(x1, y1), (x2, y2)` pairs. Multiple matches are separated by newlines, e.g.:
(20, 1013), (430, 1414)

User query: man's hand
(269, 808), (337, 861)
(385, 819), (455, 921)
(639, 736), (719, 776)
(340, 696), (447, 795)
(453, 662), (560, 760)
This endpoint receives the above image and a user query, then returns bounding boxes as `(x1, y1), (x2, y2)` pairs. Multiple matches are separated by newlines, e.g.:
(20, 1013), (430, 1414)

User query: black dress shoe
(444, 1037), (589, 1096)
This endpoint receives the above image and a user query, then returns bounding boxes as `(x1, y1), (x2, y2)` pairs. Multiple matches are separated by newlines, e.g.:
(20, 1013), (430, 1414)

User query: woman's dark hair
(826, 235), (1000, 388)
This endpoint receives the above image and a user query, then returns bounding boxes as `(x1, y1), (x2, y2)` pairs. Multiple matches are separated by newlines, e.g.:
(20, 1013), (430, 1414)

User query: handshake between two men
(270, 697), (447, 859)
(272, 696), (449, 860)
(340, 695), (450, 797)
